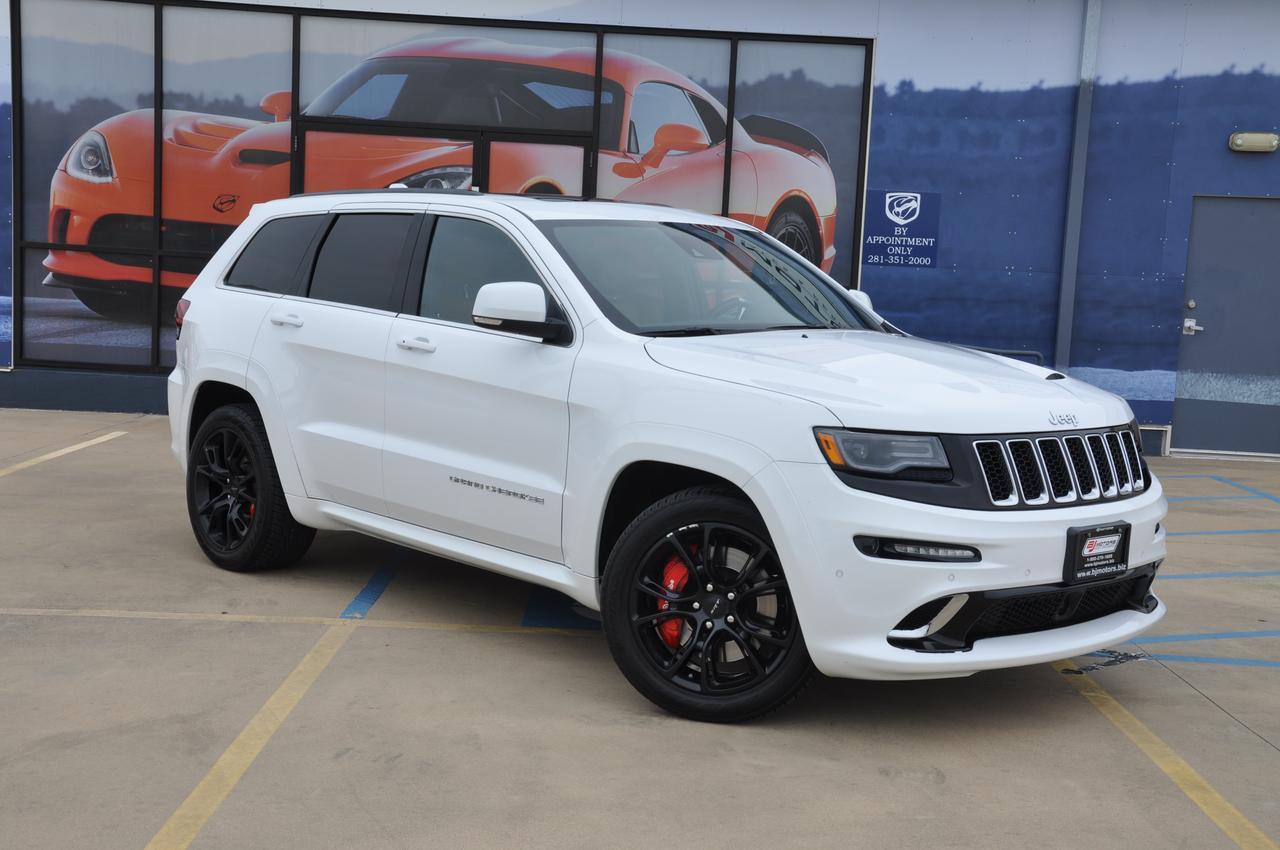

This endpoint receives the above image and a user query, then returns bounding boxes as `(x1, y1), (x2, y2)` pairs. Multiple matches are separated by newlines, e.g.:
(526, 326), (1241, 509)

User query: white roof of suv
(277, 190), (732, 226)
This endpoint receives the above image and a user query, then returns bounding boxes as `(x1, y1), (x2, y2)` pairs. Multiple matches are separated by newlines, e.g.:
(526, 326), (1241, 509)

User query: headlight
(814, 428), (951, 480)
(392, 166), (472, 190)
(66, 131), (115, 183)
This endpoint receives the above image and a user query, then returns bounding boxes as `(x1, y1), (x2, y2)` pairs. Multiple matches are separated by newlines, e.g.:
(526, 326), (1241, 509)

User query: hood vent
(1046, 372), (1066, 380)
(238, 149), (291, 166)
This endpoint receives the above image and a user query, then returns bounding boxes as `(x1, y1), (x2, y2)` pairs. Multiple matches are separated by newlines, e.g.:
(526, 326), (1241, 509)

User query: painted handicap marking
(520, 585), (601, 630)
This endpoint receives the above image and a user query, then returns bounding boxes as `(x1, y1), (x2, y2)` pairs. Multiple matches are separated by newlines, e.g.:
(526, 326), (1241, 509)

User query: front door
(382, 207), (577, 562)
(1173, 196), (1280, 454)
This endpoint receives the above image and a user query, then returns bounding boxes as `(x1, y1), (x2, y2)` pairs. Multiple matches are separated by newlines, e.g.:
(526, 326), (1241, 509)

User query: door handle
(270, 313), (304, 328)
(397, 336), (437, 353)
(1182, 317), (1205, 336)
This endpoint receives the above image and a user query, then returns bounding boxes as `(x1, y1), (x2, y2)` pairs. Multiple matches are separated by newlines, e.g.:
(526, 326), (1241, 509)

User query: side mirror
(472, 281), (568, 343)
(612, 123), (710, 177)
(847, 288), (874, 314)
(259, 90), (292, 122)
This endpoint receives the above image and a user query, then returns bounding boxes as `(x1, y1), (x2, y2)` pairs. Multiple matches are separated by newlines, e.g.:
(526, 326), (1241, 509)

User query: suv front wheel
(186, 403), (315, 572)
(601, 487), (814, 722)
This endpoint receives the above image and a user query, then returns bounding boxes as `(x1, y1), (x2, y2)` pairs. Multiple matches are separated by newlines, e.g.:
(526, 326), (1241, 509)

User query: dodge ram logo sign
(885, 192), (921, 225)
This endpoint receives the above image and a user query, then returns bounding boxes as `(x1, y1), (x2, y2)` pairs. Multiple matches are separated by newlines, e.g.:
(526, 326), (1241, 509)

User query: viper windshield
(537, 220), (874, 336)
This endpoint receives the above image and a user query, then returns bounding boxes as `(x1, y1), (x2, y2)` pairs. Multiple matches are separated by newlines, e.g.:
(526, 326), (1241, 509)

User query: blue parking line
(340, 568), (396, 619)
(1209, 474), (1280, 506)
(1166, 495), (1262, 502)
(1167, 528), (1280, 537)
(1158, 474), (1216, 479)
(1148, 653), (1280, 668)
(1134, 629), (1280, 644)
(1160, 569), (1280, 580)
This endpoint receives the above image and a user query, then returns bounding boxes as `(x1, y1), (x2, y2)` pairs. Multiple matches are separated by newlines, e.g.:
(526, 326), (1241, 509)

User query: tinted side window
(420, 217), (543, 325)
(308, 214), (417, 310)
(226, 215), (325, 294)
(629, 83), (707, 154)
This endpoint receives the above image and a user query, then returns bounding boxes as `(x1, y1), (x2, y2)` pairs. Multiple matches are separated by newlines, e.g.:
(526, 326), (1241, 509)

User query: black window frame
(8, 0), (873, 375)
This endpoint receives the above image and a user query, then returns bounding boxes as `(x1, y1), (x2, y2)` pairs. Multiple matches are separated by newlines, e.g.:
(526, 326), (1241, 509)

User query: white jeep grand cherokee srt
(168, 190), (1167, 722)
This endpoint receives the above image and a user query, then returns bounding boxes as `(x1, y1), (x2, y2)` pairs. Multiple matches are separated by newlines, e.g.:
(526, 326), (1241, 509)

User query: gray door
(1173, 196), (1280, 453)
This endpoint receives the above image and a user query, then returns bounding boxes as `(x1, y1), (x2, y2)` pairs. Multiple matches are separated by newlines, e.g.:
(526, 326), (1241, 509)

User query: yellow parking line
(0, 431), (127, 478)
(144, 623), (356, 850)
(1054, 661), (1278, 850)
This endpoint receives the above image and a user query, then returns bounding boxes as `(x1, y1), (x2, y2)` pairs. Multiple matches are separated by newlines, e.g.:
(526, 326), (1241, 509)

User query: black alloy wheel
(602, 487), (813, 722)
(192, 426), (257, 552)
(767, 209), (819, 264)
(186, 403), (315, 572)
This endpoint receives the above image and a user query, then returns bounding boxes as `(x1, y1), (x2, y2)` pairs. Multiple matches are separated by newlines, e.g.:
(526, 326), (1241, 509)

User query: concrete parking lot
(1, 409), (1277, 849)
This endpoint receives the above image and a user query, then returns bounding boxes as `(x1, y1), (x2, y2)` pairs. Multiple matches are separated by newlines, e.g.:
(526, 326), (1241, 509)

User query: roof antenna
(388, 182), (408, 189)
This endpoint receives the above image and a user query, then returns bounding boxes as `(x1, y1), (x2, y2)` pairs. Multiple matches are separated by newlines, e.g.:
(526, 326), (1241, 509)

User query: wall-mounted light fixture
(1228, 132), (1279, 153)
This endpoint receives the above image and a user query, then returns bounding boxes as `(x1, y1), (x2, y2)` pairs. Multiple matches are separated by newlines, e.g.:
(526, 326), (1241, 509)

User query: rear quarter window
(225, 215), (326, 294)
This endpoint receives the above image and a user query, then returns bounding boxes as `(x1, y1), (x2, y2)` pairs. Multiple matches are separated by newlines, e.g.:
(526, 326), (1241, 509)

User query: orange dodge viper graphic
(44, 38), (838, 319)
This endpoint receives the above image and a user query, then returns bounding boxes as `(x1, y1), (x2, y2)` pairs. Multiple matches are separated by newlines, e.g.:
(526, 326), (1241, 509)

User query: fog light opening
(854, 535), (981, 562)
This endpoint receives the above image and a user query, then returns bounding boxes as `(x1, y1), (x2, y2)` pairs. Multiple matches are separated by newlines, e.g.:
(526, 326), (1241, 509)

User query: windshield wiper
(761, 323), (828, 331)
(642, 327), (734, 337)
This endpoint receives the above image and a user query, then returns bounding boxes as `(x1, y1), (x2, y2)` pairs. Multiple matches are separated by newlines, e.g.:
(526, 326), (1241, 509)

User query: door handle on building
(1182, 317), (1205, 335)
(270, 313), (304, 328)
(397, 336), (437, 353)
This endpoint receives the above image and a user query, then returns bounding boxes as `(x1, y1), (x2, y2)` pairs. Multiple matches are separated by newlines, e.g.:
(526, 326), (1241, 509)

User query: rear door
(382, 209), (577, 562)
(251, 211), (422, 514)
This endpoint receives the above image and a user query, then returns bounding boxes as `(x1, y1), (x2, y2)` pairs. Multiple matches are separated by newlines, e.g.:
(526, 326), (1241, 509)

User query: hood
(645, 330), (1133, 434)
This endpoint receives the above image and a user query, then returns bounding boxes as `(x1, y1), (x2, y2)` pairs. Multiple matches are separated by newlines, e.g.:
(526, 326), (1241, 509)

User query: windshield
(537, 220), (876, 335)
(306, 57), (623, 141)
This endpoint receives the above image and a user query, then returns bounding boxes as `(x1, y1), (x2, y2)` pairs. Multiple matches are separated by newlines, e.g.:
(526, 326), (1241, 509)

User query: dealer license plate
(1064, 523), (1131, 584)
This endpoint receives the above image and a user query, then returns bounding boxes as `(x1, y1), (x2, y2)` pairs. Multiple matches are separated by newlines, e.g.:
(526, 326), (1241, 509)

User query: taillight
(175, 297), (191, 338)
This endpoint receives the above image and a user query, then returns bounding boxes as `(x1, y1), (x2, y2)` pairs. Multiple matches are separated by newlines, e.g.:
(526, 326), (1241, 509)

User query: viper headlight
(814, 428), (951, 480)
(393, 166), (472, 190)
(66, 130), (115, 183)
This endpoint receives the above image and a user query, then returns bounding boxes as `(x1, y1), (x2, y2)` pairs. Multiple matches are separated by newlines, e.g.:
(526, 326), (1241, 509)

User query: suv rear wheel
(601, 487), (814, 722)
(186, 403), (315, 572)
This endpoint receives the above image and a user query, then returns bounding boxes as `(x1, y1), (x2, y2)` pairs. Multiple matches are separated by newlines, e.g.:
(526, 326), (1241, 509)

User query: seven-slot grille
(972, 428), (1145, 507)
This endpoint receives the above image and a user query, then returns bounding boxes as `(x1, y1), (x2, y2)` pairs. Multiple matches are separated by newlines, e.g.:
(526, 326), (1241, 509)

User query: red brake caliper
(657, 555), (691, 648)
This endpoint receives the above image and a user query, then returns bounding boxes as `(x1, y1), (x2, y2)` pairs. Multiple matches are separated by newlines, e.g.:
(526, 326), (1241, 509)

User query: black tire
(767, 208), (820, 264)
(73, 288), (149, 323)
(601, 486), (814, 722)
(186, 403), (315, 572)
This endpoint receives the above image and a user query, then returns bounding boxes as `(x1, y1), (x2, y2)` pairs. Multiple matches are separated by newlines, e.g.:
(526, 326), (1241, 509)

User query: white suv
(168, 191), (1167, 721)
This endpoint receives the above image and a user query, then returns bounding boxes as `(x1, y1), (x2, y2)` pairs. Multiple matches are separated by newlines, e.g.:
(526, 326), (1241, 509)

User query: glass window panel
(21, 0), (154, 244)
(308, 214), (417, 311)
(596, 35), (731, 216)
(488, 142), (584, 197)
(731, 41), (866, 283)
(300, 17), (596, 132)
(161, 7), (293, 254)
(227, 215), (328, 295)
(303, 131), (474, 193)
(22, 248), (151, 366)
(420, 217), (543, 325)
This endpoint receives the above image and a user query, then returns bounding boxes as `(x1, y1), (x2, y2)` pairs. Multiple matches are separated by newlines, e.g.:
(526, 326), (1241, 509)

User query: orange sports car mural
(43, 37), (838, 319)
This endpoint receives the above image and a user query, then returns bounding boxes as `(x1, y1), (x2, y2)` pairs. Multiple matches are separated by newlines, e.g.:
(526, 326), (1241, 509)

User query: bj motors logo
(1083, 534), (1121, 557)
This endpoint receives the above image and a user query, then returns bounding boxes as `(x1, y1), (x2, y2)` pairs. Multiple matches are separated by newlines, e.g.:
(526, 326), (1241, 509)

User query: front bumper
(746, 461), (1168, 680)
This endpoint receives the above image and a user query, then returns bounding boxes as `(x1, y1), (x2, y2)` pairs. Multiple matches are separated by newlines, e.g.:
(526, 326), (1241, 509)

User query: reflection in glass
(22, 249), (152, 366)
(21, 0), (155, 244)
(161, 6), (294, 256)
(489, 142), (584, 197)
(303, 132), (475, 193)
